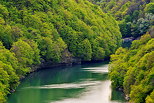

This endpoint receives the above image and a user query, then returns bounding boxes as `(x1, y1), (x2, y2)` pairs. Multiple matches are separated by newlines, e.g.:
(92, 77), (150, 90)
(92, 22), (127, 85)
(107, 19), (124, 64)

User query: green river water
(7, 62), (126, 103)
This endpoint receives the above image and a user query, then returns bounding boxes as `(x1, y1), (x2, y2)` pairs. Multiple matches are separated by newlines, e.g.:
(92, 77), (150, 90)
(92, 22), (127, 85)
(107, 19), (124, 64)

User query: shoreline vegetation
(0, 0), (153, 103)
(109, 33), (154, 103)
(88, 1), (154, 102)
(0, 0), (121, 102)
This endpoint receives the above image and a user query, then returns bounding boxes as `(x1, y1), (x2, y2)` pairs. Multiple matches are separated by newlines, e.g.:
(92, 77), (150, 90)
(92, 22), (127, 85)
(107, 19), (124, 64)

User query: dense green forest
(89, 1), (154, 102)
(0, 0), (153, 102)
(0, 0), (121, 102)
(90, 0), (154, 38)
(109, 33), (154, 103)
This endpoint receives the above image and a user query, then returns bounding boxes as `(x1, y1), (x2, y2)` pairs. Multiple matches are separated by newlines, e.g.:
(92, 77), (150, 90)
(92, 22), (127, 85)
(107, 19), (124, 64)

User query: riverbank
(11, 57), (109, 93)
(7, 61), (126, 103)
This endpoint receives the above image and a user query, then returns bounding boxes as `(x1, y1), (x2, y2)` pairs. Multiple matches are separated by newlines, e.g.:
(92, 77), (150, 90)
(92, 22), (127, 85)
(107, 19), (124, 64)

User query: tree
(38, 37), (67, 63)
(0, 66), (9, 103)
(0, 0), (122, 102)
(0, 25), (13, 49)
(11, 39), (36, 74)
(23, 39), (40, 65)
(77, 39), (92, 61)
(109, 34), (154, 103)
(0, 4), (9, 19)
(145, 3), (154, 14)
(146, 90), (154, 103)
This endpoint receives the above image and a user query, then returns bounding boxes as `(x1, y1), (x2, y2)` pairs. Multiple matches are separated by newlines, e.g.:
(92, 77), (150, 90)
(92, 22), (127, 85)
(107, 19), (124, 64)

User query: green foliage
(0, 67), (9, 103)
(146, 90), (154, 103)
(0, 24), (13, 49)
(109, 34), (154, 103)
(119, 22), (131, 37)
(0, 0), (122, 102)
(0, 4), (9, 19)
(0, 42), (20, 102)
(38, 37), (67, 63)
(145, 3), (154, 14)
(91, 39), (105, 60)
(77, 39), (92, 61)
(2, 0), (121, 61)
(92, 0), (154, 38)
(11, 39), (38, 67)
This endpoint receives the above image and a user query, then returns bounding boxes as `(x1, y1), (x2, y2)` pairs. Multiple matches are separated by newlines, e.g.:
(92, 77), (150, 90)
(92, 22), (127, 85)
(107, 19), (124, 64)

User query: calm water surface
(8, 62), (126, 103)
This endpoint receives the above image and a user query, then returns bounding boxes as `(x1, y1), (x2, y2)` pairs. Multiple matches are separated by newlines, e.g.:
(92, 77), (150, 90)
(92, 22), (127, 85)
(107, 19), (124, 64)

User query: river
(7, 62), (126, 103)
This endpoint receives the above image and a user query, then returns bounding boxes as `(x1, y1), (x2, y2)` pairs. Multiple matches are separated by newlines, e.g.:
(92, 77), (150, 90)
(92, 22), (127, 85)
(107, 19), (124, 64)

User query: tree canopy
(109, 34), (154, 103)
(91, 0), (154, 38)
(0, 0), (121, 102)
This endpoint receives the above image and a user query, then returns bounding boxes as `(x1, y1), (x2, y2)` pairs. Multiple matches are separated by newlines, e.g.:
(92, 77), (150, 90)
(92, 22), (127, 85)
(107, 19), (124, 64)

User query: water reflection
(82, 64), (108, 73)
(24, 80), (101, 89)
(52, 80), (111, 103)
(7, 62), (126, 103)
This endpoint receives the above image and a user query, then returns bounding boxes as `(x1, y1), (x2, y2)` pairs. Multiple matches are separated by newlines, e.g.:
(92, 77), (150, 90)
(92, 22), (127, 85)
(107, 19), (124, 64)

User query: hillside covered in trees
(92, 0), (154, 102)
(0, 0), (121, 102)
(90, 0), (154, 38)
(109, 34), (154, 103)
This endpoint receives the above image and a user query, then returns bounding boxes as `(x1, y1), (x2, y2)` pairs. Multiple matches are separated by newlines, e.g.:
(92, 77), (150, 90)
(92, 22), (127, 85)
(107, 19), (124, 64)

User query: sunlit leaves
(145, 3), (154, 14)
(109, 34), (154, 103)
(0, 0), (122, 102)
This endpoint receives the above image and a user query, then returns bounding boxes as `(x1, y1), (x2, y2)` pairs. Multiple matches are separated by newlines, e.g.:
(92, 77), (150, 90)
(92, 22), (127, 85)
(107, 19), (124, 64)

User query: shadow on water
(7, 62), (126, 103)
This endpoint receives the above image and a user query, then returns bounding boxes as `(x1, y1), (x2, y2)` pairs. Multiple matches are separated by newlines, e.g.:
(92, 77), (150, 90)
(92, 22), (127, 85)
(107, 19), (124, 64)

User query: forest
(90, 0), (154, 38)
(109, 34), (154, 103)
(0, 0), (121, 102)
(0, 0), (154, 103)
(102, 0), (154, 103)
